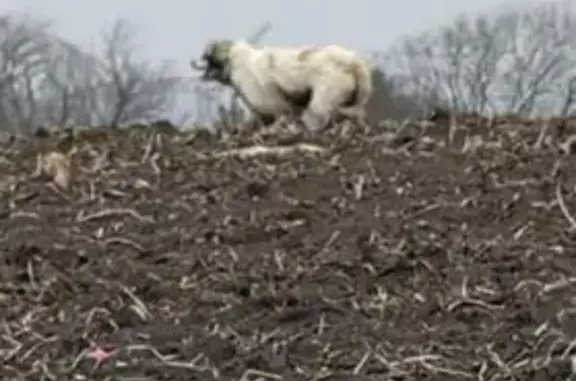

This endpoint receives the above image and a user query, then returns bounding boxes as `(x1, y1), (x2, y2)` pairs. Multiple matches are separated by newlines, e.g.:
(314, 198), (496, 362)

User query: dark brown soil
(1, 117), (576, 381)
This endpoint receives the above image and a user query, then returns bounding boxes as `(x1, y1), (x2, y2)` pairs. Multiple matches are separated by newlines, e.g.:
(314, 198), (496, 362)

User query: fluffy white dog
(191, 40), (375, 131)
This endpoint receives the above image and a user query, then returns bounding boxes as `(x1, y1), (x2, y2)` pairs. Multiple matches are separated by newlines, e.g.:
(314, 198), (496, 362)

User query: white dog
(191, 40), (375, 131)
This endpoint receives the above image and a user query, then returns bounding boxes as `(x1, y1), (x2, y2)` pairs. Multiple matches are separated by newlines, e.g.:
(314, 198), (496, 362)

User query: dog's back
(227, 41), (374, 128)
(266, 44), (373, 111)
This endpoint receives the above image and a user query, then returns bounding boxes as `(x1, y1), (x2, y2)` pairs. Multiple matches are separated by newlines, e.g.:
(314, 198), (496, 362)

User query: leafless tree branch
(94, 19), (185, 128)
(0, 14), (187, 133)
(383, 2), (576, 116)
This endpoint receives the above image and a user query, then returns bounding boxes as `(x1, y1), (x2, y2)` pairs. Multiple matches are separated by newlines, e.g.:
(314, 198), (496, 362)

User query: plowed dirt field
(1, 117), (576, 381)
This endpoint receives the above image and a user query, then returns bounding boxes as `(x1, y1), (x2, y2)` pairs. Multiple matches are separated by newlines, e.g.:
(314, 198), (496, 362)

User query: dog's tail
(326, 48), (375, 119)
(321, 46), (375, 108)
(350, 57), (375, 107)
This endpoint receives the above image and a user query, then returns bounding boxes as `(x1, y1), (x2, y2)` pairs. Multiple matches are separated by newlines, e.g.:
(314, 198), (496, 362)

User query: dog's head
(191, 39), (235, 84)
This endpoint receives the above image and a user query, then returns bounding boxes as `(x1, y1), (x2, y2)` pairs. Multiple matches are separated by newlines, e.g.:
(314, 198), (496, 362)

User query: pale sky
(0, 0), (546, 75)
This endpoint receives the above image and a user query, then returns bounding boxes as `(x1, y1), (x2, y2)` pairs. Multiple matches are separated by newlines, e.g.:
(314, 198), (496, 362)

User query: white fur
(202, 40), (375, 130)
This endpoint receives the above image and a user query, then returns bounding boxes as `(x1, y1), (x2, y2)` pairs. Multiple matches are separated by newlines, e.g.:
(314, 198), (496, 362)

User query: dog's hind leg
(302, 75), (356, 131)
(335, 106), (366, 124)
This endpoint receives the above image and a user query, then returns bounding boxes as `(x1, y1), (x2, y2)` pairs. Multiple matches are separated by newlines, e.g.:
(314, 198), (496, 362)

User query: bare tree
(36, 38), (105, 126)
(383, 1), (576, 116)
(0, 14), (188, 132)
(0, 13), (119, 131)
(91, 19), (185, 128)
(0, 14), (54, 131)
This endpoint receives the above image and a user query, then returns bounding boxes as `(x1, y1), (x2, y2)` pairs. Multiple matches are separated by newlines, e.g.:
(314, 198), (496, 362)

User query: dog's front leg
(301, 109), (326, 131)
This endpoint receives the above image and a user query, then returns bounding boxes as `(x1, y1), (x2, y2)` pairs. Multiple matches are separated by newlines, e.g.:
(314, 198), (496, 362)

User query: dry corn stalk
(33, 151), (73, 190)
(560, 134), (576, 156)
